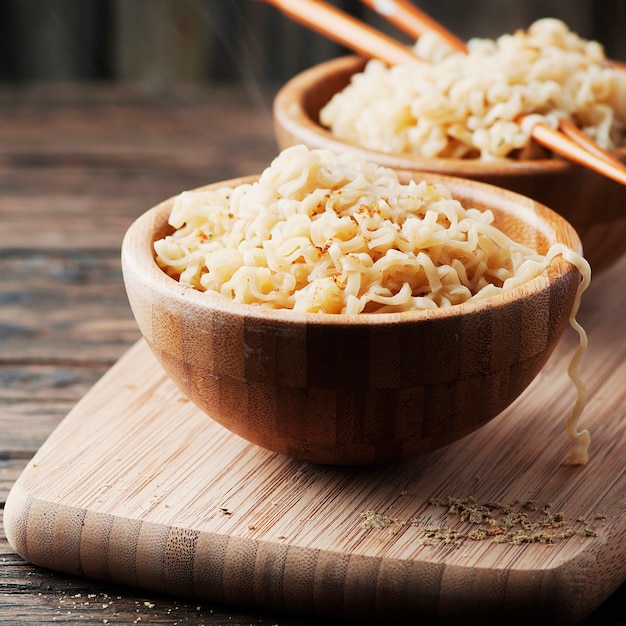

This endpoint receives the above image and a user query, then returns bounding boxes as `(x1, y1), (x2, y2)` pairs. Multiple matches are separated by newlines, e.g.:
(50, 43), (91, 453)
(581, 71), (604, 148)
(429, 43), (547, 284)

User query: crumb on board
(359, 496), (603, 547)
(359, 510), (394, 530)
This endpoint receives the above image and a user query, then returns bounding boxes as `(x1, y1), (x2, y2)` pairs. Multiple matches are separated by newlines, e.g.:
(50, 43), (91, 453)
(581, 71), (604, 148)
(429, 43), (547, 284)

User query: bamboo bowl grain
(273, 55), (626, 272)
(121, 173), (583, 466)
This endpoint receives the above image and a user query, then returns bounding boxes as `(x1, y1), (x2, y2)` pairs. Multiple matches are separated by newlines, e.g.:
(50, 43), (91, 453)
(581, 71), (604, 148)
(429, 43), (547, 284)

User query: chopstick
(358, 0), (467, 52)
(263, 0), (626, 186)
(530, 122), (626, 184)
(558, 118), (626, 169)
(357, 0), (626, 183)
(260, 0), (419, 66)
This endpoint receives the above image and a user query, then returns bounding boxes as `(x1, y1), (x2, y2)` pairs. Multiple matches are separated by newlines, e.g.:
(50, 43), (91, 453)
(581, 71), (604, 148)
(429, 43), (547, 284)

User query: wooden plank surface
(4, 247), (626, 624)
(0, 83), (625, 625)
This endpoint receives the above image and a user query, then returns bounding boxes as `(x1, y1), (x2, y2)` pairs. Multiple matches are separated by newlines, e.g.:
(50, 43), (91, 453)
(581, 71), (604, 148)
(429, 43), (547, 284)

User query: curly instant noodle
(319, 19), (626, 160)
(155, 145), (563, 314)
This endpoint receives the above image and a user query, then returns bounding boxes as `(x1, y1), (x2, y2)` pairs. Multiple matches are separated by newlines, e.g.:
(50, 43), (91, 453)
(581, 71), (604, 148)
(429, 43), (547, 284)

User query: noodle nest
(154, 145), (558, 314)
(319, 18), (626, 161)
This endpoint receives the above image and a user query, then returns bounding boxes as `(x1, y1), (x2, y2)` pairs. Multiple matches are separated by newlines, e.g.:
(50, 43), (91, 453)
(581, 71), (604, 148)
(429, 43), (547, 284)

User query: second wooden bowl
(273, 55), (626, 272)
(121, 173), (583, 466)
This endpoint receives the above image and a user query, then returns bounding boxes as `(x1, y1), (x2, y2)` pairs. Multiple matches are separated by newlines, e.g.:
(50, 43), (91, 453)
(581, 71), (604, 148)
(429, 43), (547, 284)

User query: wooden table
(0, 83), (624, 625)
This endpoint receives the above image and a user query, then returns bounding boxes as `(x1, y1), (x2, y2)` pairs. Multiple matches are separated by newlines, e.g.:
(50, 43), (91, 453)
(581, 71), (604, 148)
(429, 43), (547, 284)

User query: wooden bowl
(121, 173), (583, 466)
(273, 55), (626, 272)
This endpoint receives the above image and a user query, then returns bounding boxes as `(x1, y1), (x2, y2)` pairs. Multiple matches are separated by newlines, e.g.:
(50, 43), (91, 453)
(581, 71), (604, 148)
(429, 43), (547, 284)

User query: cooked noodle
(155, 145), (559, 313)
(545, 244), (591, 465)
(319, 19), (626, 161)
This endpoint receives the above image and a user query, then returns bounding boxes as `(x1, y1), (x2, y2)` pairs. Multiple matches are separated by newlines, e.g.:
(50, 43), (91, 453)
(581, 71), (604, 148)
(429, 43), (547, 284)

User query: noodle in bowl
(273, 20), (626, 271)
(122, 147), (589, 465)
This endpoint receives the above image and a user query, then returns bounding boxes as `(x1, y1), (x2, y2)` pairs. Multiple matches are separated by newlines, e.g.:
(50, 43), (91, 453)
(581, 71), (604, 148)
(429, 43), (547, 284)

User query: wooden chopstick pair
(262, 0), (626, 186)
(361, 0), (626, 180)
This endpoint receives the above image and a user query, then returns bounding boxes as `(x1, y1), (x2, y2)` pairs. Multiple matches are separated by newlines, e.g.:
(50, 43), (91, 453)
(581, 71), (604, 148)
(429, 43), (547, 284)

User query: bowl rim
(273, 54), (626, 177)
(121, 173), (584, 327)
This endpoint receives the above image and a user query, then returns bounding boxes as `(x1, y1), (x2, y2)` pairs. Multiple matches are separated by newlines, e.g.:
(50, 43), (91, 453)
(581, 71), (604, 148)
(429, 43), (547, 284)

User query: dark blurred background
(0, 0), (624, 87)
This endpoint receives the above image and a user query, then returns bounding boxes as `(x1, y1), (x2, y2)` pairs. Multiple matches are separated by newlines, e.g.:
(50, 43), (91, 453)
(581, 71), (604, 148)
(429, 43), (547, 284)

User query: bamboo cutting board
(4, 262), (626, 625)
